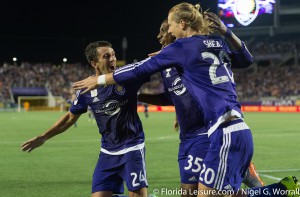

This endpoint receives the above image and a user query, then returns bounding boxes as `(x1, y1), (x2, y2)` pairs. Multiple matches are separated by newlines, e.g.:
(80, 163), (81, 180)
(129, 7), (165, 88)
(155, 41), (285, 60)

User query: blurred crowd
(235, 65), (300, 101)
(248, 39), (300, 55)
(0, 62), (92, 104)
(1, 62), (299, 104)
(1, 38), (300, 105)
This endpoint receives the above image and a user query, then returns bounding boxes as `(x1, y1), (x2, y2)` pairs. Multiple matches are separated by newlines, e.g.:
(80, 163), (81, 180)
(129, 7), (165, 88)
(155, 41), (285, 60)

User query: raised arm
(205, 12), (253, 68)
(205, 12), (242, 50)
(21, 111), (80, 153)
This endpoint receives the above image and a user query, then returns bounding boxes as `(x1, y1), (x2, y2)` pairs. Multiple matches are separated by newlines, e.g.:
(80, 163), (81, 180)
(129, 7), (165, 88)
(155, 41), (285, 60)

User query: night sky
(0, 0), (218, 64)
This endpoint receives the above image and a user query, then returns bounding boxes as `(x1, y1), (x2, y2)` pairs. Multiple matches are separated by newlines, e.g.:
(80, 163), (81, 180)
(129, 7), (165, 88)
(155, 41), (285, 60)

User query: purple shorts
(92, 147), (148, 194)
(178, 135), (210, 184)
(199, 119), (253, 191)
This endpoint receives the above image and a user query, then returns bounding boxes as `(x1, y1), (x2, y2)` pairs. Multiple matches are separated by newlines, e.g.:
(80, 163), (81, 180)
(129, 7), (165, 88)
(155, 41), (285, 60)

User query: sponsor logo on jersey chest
(168, 77), (186, 96)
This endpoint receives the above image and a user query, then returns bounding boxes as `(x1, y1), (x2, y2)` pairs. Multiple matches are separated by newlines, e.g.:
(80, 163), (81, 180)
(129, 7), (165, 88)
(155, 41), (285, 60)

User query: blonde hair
(169, 2), (213, 35)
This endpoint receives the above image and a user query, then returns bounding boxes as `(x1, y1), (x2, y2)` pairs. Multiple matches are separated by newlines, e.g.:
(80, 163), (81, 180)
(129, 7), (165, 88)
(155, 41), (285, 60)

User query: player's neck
(185, 29), (201, 38)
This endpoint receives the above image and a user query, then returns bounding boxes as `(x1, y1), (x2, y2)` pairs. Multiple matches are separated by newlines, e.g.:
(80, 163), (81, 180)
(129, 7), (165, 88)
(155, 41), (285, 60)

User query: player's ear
(90, 61), (97, 69)
(179, 19), (187, 30)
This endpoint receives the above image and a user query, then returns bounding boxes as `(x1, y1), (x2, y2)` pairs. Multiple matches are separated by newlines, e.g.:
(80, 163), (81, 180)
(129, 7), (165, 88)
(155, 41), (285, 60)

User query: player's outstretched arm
(73, 55), (181, 94)
(72, 73), (116, 94)
(21, 112), (80, 153)
(148, 50), (161, 57)
(138, 93), (173, 106)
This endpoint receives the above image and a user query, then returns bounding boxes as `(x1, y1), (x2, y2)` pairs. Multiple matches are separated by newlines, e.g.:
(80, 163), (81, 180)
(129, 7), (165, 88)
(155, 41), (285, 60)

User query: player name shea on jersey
(203, 39), (222, 48)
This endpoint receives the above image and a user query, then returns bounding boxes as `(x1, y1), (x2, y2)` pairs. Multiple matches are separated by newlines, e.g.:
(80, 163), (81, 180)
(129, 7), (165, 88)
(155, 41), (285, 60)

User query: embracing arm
(73, 58), (168, 94)
(73, 45), (183, 93)
(21, 111), (81, 153)
(138, 93), (173, 106)
(72, 73), (115, 94)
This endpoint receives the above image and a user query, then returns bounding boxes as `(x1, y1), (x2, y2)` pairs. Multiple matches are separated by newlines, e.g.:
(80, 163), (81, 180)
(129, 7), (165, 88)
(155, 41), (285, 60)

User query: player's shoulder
(162, 41), (184, 54)
(75, 89), (82, 98)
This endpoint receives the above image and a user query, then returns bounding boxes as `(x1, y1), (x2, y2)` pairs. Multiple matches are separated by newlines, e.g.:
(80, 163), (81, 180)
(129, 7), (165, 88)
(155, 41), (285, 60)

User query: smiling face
(93, 46), (116, 74)
(157, 20), (176, 47)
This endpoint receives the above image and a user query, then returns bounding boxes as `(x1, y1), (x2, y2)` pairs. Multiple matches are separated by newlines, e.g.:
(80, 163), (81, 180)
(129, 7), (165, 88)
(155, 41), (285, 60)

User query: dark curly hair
(85, 41), (112, 64)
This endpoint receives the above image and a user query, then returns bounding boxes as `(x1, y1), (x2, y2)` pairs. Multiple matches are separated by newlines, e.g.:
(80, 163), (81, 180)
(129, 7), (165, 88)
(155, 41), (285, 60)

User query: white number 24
(130, 171), (146, 187)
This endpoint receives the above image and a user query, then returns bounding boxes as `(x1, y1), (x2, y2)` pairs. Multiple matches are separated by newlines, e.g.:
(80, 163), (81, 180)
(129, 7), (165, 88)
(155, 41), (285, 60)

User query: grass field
(0, 111), (299, 197)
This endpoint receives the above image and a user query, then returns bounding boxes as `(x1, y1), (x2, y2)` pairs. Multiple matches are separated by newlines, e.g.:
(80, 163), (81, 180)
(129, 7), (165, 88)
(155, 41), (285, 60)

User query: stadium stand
(0, 37), (300, 110)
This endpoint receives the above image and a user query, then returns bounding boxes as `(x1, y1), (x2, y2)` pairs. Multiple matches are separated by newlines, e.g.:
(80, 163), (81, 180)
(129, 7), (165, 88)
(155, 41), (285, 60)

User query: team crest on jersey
(114, 85), (125, 95)
(233, 0), (259, 26)
(168, 77), (186, 96)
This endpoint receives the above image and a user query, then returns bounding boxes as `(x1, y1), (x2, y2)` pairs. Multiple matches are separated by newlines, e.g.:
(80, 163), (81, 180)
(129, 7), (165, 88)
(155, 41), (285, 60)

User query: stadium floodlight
(13, 57), (17, 62)
(63, 58), (67, 62)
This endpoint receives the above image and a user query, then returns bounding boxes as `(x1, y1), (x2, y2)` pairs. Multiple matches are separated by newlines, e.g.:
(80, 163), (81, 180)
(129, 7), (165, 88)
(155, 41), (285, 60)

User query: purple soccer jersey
(70, 78), (148, 153)
(160, 68), (210, 184)
(112, 35), (254, 190)
(113, 35), (253, 136)
(71, 76), (149, 194)
(161, 67), (206, 140)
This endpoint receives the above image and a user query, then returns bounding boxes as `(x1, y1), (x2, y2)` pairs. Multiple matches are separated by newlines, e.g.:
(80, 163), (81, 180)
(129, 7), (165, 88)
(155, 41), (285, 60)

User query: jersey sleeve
(69, 90), (88, 114)
(132, 75), (151, 91)
(113, 42), (184, 84)
(230, 41), (253, 68)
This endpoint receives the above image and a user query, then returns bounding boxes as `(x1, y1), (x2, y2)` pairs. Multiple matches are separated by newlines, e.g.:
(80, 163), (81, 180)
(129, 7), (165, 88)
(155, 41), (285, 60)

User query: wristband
(97, 75), (106, 85)
(225, 28), (233, 38)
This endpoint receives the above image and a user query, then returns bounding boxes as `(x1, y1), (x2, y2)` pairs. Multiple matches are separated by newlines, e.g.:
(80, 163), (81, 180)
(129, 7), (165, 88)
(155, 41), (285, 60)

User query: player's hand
(204, 12), (227, 35)
(21, 136), (46, 153)
(173, 120), (179, 131)
(72, 76), (98, 94)
(148, 50), (161, 57)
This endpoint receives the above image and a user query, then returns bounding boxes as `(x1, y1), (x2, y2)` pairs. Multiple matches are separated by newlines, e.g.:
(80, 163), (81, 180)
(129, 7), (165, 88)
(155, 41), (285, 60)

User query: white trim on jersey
(223, 122), (249, 134)
(214, 133), (231, 190)
(100, 142), (145, 155)
(114, 58), (151, 76)
(207, 109), (243, 137)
